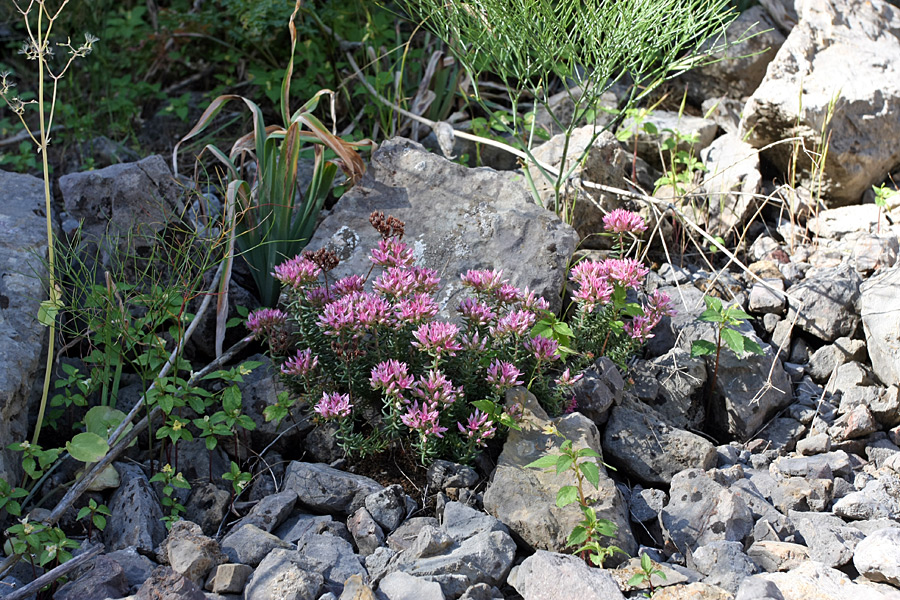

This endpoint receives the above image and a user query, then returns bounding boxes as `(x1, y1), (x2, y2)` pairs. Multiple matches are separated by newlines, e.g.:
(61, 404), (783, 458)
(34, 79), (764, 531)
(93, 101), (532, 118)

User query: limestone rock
(0, 171), (49, 485)
(307, 138), (577, 317)
(741, 0), (900, 206)
(860, 267), (900, 386)
(482, 389), (635, 558)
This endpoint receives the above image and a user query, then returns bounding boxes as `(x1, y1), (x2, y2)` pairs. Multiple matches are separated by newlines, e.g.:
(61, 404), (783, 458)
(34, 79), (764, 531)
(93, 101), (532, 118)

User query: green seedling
(690, 295), (764, 395)
(76, 498), (111, 541)
(627, 552), (668, 597)
(526, 427), (626, 567)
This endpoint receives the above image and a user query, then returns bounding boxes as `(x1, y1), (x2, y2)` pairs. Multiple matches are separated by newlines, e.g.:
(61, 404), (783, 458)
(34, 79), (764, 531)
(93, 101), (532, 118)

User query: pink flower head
(569, 260), (606, 286)
(457, 410), (496, 447)
(522, 288), (551, 313)
(246, 308), (286, 338)
(371, 360), (414, 397)
(486, 360), (523, 391)
(370, 238), (414, 268)
(460, 331), (488, 352)
(394, 293), (439, 325)
(273, 256), (321, 289)
(281, 348), (319, 377)
(645, 289), (676, 326)
(304, 286), (334, 307)
(318, 295), (356, 336)
(401, 401), (448, 438)
(355, 293), (392, 329)
(410, 266), (440, 294)
(603, 208), (648, 234)
(555, 367), (584, 388)
(495, 283), (523, 305)
(624, 315), (655, 342)
(314, 392), (352, 419)
(525, 335), (560, 362)
(330, 275), (366, 298)
(602, 258), (649, 291)
(491, 310), (536, 338)
(461, 269), (504, 294)
(374, 267), (416, 298)
(572, 274), (614, 312)
(412, 369), (461, 406)
(411, 321), (462, 358)
(457, 298), (497, 327)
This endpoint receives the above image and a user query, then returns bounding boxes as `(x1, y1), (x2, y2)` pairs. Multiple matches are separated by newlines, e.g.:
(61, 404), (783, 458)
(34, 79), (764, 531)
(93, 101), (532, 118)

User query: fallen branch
(3, 544), (103, 600)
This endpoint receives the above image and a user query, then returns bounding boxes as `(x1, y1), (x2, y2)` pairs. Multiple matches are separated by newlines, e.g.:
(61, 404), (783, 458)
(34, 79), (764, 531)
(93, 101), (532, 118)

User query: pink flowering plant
(567, 210), (674, 370)
(247, 213), (583, 465)
(247, 209), (668, 465)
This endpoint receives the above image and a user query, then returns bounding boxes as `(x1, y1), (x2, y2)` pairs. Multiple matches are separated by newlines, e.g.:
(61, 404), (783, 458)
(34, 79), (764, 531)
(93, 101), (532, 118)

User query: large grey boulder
(759, 560), (891, 600)
(853, 527), (900, 587)
(282, 461), (382, 516)
(104, 463), (166, 554)
(602, 402), (717, 486)
(508, 551), (626, 600)
(788, 511), (865, 568)
(59, 154), (183, 263)
(786, 265), (862, 343)
(860, 267), (900, 386)
(700, 133), (763, 238)
(0, 171), (48, 486)
(482, 389), (636, 559)
(307, 138), (577, 316)
(740, 0), (900, 206)
(680, 6), (785, 102)
(394, 530), (516, 599)
(243, 549), (324, 600)
(661, 469), (754, 552)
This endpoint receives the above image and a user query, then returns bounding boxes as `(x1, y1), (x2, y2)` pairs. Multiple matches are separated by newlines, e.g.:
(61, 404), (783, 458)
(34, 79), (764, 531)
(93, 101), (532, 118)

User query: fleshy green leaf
(66, 432), (110, 463)
(641, 552), (652, 572)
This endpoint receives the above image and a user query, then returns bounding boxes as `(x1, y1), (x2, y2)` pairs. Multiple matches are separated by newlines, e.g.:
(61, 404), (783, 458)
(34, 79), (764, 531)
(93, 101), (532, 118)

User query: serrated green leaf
(555, 454), (573, 475)
(691, 340), (716, 357)
(525, 454), (559, 470)
(76, 507), (91, 521)
(567, 525), (589, 546)
(703, 295), (723, 312)
(698, 308), (722, 323)
(721, 328), (745, 355)
(93, 514), (107, 530)
(744, 338), (765, 355)
(556, 485), (578, 507)
(576, 448), (601, 459)
(627, 573), (647, 586)
(579, 461), (600, 489)
(66, 432), (109, 463)
(622, 303), (645, 317)
(553, 322), (574, 337)
(726, 307), (752, 321)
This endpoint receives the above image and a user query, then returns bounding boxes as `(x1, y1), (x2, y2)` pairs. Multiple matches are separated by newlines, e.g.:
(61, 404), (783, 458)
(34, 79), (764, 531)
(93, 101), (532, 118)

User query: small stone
(220, 524), (291, 567)
(348, 507), (385, 556)
(53, 555), (129, 600)
(796, 433), (832, 456)
(135, 566), (206, 600)
(378, 571), (445, 600)
(207, 563), (253, 594)
(365, 485), (408, 533)
(829, 404), (879, 442)
(749, 279), (786, 314)
(164, 520), (224, 585)
(747, 541), (810, 572)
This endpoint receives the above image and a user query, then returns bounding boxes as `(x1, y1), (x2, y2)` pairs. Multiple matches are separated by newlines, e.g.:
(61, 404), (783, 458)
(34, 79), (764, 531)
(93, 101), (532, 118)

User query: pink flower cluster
(314, 392), (352, 419)
(457, 410), (496, 448)
(273, 256), (321, 289)
(281, 349), (319, 377)
(246, 308), (286, 338)
(603, 208), (648, 234)
(412, 321), (463, 359)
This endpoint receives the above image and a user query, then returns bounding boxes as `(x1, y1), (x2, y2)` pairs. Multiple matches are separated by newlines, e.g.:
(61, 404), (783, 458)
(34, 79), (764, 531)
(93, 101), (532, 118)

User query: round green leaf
(66, 432), (110, 463)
